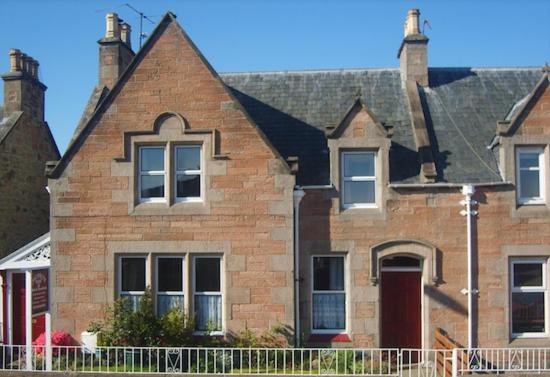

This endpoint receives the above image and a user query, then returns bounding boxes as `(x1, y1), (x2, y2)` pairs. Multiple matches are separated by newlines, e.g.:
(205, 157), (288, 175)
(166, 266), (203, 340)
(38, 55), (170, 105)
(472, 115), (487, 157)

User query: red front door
(381, 270), (421, 349)
(12, 273), (26, 345)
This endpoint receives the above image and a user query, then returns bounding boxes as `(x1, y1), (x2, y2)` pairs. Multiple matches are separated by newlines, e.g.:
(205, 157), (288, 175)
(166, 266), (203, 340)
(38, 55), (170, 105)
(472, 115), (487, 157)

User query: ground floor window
(510, 258), (547, 337)
(117, 253), (223, 333)
(156, 256), (185, 316)
(193, 256), (222, 332)
(312, 255), (346, 333)
(118, 256), (146, 311)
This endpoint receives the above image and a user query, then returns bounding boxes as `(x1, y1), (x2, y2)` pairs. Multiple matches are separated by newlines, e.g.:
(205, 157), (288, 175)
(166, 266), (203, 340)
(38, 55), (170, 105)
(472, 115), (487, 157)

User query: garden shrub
(32, 331), (73, 354)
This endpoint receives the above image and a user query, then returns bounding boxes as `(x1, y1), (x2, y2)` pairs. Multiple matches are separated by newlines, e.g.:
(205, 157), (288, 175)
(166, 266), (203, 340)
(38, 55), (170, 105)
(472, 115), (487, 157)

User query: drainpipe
(293, 188), (305, 347)
(460, 185), (478, 350)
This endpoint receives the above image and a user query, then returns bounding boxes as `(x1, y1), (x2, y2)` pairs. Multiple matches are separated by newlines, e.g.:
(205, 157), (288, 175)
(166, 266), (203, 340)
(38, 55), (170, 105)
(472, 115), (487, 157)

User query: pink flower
(33, 331), (73, 355)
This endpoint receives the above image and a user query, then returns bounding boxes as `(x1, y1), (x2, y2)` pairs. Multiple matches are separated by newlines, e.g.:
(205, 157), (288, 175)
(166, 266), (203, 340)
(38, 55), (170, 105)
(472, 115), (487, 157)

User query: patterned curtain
(313, 293), (345, 330)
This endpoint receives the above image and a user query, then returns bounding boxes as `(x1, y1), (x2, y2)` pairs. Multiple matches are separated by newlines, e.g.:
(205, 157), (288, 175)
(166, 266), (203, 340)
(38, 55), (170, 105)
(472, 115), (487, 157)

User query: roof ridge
(220, 68), (401, 75)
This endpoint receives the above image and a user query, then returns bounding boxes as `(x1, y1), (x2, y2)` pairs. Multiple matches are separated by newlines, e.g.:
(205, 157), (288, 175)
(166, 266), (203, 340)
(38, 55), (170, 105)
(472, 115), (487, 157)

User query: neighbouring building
(39, 8), (550, 350)
(0, 50), (59, 345)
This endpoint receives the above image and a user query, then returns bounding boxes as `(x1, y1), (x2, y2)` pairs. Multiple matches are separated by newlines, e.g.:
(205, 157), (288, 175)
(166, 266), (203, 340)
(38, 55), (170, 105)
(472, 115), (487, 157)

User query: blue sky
(1, 0), (549, 153)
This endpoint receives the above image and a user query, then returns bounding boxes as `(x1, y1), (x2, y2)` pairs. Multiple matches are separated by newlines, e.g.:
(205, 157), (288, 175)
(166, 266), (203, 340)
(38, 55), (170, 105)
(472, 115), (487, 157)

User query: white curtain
(121, 294), (141, 312)
(157, 295), (184, 316)
(195, 295), (222, 331)
(313, 293), (345, 330)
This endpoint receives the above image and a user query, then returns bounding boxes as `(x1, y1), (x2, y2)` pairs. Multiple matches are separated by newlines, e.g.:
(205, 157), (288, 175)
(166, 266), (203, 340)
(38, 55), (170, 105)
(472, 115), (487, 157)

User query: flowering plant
(32, 331), (73, 354)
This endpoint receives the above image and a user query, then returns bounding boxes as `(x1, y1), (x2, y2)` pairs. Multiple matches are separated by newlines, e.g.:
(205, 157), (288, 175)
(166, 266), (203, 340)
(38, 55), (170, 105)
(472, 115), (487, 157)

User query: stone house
(44, 8), (550, 349)
(0, 50), (59, 345)
(0, 50), (59, 258)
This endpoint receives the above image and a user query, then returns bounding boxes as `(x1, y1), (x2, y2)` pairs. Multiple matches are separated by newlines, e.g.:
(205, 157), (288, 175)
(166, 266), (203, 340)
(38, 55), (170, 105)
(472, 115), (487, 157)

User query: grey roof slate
(221, 67), (542, 185)
(0, 111), (23, 145)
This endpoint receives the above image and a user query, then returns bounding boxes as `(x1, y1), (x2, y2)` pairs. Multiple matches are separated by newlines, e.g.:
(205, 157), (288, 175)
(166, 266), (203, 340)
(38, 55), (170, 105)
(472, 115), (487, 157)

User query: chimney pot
(121, 23), (132, 47)
(105, 13), (120, 39)
(404, 8), (421, 37)
(9, 49), (21, 72)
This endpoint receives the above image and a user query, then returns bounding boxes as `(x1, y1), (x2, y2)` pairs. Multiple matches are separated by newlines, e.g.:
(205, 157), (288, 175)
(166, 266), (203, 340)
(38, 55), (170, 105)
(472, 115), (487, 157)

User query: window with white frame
(341, 151), (376, 208)
(175, 145), (202, 202)
(510, 259), (547, 337)
(516, 147), (545, 205)
(119, 256), (147, 312)
(139, 146), (166, 202)
(193, 256), (222, 332)
(312, 256), (346, 333)
(156, 256), (185, 316)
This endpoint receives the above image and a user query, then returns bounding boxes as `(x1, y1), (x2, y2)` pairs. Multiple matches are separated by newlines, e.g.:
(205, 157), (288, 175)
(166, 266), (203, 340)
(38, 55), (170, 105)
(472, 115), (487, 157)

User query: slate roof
(0, 111), (23, 145)
(221, 67), (542, 185)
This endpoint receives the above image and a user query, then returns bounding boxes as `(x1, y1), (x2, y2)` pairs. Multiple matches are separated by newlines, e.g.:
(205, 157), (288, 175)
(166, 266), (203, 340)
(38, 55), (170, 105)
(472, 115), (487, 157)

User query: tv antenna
(124, 3), (155, 48)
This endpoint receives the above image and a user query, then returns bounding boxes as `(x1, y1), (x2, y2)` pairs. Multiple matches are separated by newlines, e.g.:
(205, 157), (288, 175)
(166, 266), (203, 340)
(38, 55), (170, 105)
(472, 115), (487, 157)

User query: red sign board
(32, 269), (49, 315)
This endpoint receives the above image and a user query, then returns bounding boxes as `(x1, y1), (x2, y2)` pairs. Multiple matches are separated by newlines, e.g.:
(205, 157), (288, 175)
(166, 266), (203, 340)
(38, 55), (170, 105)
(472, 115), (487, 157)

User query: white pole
(293, 188), (305, 347)
(461, 185), (477, 350)
(45, 268), (52, 371)
(25, 270), (32, 371)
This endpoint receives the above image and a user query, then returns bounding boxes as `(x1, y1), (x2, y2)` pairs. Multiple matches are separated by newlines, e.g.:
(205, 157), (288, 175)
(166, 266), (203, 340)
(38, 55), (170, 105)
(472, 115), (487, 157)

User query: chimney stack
(98, 12), (135, 89)
(2, 49), (46, 121)
(398, 8), (429, 87)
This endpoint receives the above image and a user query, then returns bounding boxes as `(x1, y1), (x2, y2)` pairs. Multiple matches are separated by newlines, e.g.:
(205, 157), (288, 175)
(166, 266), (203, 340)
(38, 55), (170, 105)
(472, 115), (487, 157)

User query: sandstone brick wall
(49, 17), (295, 338)
(0, 112), (58, 257)
(299, 79), (550, 349)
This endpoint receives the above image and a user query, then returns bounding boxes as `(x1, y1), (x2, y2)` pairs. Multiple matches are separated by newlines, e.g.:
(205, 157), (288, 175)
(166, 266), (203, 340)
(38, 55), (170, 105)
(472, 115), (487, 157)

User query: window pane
(313, 293), (345, 330)
(158, 258), (183, 292)
(121, 258), (145, 292)
(314, 257), (344, 291)
(140, 148), (164, 171)
(520, 170), (540, 198)
(176, 175), (201, 198)
(141, 175), (165, 198)
(382, 256), (421, 268)
(520, 153), (540, 169)
(121, 294), (142, 312)
(344, 181), (375, 204)
(512, 292), (545, 333)
(514, 263), (543, 287)
(343, 153), (374, 177)
(177, 146), (201, 171)
(195, 258), (221, 292)
(195, 295), (222, 331)
(157, 295), (184, 316)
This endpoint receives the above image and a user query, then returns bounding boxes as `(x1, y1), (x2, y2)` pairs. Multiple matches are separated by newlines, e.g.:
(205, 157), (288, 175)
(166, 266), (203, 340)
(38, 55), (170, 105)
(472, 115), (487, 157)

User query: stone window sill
(131, 201), (210, 216)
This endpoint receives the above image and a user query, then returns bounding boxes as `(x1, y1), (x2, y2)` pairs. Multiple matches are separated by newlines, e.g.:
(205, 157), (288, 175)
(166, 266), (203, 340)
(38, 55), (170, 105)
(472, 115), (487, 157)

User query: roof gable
(50, 12), (289, 178)
(327, 97), (389, 139)
(497, 72), (549, 136)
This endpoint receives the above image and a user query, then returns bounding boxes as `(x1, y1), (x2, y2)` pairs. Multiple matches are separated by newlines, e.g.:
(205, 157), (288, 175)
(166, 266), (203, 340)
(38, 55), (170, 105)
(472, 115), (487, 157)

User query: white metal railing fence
(0, 345), (399, 375)
(4, 345), (550, 375)
(457, 347), (550, 373)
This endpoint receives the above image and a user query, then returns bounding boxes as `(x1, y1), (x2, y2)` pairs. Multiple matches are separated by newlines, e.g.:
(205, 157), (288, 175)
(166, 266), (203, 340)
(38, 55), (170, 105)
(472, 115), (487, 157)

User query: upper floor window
(312, 256), (346, 333)
(175, 146), (202, 202)
(139, 146), (166, 203)
(510, 258), (547, 338)
(516, 147), (545, 205)
(341, 151), (376, 208)
(138, 144), (203, 204)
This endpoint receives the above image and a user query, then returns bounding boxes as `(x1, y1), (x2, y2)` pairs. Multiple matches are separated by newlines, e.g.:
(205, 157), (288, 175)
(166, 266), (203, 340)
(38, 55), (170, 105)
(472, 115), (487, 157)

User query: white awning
(0, 233), (50, 270)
